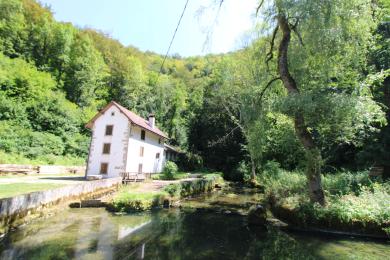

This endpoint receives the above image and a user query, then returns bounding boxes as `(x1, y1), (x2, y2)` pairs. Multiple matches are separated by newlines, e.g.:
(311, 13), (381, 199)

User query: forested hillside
(0, 0), (222, 166)
(0, 0), (389, 184)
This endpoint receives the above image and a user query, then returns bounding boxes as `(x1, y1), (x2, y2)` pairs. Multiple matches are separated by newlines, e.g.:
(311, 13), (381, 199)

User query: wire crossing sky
(40, 0), (258, 57)
(160, 0), (190, 73)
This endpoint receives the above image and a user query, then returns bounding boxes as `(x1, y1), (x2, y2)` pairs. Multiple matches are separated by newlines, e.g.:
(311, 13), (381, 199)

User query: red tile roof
(86, 101), (168, 139)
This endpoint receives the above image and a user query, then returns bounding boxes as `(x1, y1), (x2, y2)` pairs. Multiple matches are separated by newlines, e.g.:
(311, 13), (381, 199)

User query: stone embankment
(0, 177), (121, 234)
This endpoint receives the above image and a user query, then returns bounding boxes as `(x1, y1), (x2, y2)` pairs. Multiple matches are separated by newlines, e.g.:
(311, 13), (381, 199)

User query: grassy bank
(258, 162), (390, 237)
(0, 183), (66, 199)
(151, 172), (190, 180)
(109, 173), (224, 212)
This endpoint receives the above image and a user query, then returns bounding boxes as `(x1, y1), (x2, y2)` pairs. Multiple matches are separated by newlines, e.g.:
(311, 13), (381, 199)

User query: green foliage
(0, 150), (84, 165)
(259, 161), (390, 235)
(294, 182), (390, 236)
(0, 53), (54, 100)
(279, 92), (386, 149)
(63, 32), (108, 107)
(162, 161), (179, 180)
(0, 0), (218, 166)
(0, 0), (388, 179)
(322, 171), (373, 196)
(163, 173), (224, 198)
(236, 161), (251, 183)
(111, 188), (168, 212)
(176, 152), (203, 171)
(0, 0), (26, 57)
(319, 183), (389, 225)
(110, 174), (224, 212)
(0, 53), (88, 162)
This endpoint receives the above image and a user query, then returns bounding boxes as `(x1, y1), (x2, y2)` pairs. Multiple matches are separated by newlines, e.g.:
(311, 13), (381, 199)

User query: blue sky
(39, 0), (258, 57)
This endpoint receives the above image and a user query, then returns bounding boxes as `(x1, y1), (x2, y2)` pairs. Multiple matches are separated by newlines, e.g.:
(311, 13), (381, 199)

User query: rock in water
(247, 204), (267, 226)
(163, 199), (170, 208)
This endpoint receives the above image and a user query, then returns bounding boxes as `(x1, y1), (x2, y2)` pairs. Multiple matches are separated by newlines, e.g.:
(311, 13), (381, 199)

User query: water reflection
(0, 202), (389, 259)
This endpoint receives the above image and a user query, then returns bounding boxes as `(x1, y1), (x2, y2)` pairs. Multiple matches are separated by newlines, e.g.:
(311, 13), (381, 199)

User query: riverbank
(257, 162), (390, 238)
(1, 187), (389, 259)
(0, 173), (224, 235)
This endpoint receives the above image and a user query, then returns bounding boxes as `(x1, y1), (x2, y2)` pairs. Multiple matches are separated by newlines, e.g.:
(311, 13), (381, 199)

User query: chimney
(148, 114), (155, 128)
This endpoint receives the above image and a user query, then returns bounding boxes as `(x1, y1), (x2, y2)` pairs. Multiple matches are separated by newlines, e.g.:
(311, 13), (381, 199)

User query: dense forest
(0, 0), (389, 187)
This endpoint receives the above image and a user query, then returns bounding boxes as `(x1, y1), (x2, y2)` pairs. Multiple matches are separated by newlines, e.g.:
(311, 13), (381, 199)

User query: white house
(85, 101), (176, 178)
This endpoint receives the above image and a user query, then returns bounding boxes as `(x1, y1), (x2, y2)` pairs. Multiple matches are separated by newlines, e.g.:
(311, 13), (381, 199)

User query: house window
(140, 146), (144, 157)
(156, 153), (160, 159)
(105, 125), (113, 136)
(158, 138), (161, 144)
(102, 143), (111, 154)
(138, 163), (143, 174)
(100, 163), (108, 174)
(141, 130), (146, 140)
(111, 111), (115, 116)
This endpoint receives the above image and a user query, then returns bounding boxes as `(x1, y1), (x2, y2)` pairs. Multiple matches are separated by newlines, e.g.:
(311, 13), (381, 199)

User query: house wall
(126, 125), (165, 174)
(86, 106), (130, 178)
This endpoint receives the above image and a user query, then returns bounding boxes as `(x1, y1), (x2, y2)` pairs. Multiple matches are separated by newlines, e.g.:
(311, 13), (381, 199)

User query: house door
(153, 152), (160, 173)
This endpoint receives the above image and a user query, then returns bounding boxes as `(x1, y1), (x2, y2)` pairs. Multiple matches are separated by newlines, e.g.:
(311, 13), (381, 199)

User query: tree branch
(259, 77), (281, 101)
(290, 18), (304, 46)
(292, 27), (304, 46)
(222, 102), (244, 132)
(266, 26), (279, 71)
(207, 126), (240, 147)
(256, 0), (265, 16)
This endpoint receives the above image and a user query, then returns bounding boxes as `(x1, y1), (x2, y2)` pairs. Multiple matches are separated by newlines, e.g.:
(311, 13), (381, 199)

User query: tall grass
(258, 161), (390, 236)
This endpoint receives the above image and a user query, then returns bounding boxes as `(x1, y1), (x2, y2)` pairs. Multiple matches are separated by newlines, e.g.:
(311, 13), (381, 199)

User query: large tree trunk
(277, 15), (326, 205)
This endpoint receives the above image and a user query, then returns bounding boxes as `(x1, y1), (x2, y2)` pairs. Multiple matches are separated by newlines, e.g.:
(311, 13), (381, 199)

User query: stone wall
(0, 177), (121, 234)
(0, 164), (86, 175)
(38, 165), (85, 175)
(0, 164), (37, 175)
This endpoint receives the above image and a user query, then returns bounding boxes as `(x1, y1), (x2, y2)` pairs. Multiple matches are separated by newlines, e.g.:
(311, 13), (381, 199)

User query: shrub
(162, 161), (178, 180)
(295, 183), (390, 233)
(111, 189), (169, 212)
(263, 161), (283, 177)
(163, 174), (224, 198)
(322, 171), (372, 196)
(177, 152), (203, 171)
(27, 132), (65, 158)
(259, 162), (390, 236)
(235, 161), (251, 183)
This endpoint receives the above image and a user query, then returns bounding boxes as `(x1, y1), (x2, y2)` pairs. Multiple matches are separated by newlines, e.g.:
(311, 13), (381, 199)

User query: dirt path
(127, 178), (199, 192)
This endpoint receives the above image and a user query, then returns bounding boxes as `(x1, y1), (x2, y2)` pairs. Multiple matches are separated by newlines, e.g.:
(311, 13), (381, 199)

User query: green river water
(0, 187), (389, 259)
